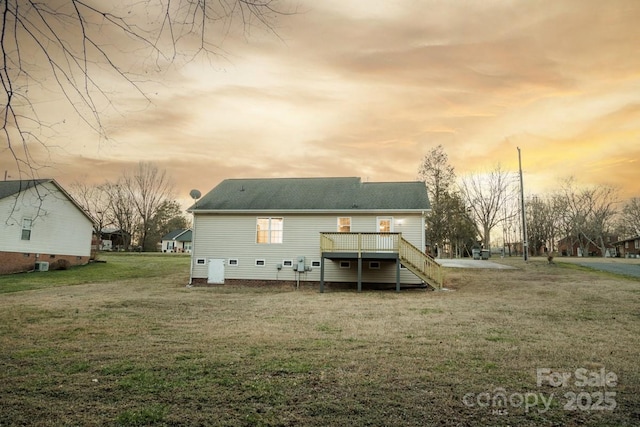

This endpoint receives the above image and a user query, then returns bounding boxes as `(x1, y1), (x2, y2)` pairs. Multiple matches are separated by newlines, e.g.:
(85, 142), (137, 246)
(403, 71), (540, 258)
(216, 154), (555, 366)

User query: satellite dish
(189, 189), (201, 200)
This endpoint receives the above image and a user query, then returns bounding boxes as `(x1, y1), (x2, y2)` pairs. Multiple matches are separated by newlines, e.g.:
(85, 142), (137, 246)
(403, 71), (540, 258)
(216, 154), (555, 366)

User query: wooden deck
(319, 232), (443, 291)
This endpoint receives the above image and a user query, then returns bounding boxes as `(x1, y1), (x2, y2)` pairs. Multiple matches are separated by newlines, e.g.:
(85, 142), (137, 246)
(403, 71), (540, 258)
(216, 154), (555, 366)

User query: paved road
(568, 260), (640, 279)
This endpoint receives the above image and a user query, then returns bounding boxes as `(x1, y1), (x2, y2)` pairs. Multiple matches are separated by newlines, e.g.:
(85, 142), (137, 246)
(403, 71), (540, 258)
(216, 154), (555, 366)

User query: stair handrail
(399, 237), (443, 289)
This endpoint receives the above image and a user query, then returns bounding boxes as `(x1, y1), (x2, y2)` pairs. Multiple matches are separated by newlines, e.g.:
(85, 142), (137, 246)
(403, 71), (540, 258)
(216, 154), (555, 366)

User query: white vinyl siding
(191, 212), (425, 284)
(0, 181), (93, 256)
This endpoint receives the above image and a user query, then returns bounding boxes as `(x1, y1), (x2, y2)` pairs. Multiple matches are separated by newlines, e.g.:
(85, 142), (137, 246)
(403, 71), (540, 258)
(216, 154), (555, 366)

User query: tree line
(419, 145), (640, 258)
(71, 162), (188, 252)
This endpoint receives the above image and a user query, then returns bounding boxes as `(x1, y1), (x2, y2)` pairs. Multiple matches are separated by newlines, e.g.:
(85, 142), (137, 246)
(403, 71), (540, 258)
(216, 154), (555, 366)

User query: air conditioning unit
(34, 261), (49, 272)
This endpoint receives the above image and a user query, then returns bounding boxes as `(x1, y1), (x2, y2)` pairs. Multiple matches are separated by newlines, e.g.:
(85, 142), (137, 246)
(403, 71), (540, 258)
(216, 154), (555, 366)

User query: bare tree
(526, 195), (562, 256)
(417, 145), (459, 256)
(69, 180), (112, 236)
(557, 177), (619, 256)
(620, 197), (640, 237)
(103, 180), (137, 251)
(124, 162), (173, 251)
(460, 164), (516, 249)
(418, 145), (456, 205)
(1, 0), (292, 177)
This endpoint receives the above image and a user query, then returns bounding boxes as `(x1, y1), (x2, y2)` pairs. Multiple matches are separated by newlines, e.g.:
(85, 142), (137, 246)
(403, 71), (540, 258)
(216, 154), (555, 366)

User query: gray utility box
(472, 249), (481, 260)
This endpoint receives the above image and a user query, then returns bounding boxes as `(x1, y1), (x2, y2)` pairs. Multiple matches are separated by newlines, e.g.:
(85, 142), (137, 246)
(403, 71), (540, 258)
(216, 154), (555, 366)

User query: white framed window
(635, 240), (640, 249)
(369, 261), (381, 269)
(255, 259), (266, 267)
(228, 259), (239, 266)
(339, 261), (351, 269)
(311, 260), (321, 268)
(337, 217), (351, 233)
(283, 260), (293, 267)
(256, 217), (283, 244)
(377, 217), (393, 233)
(21, 218), (32, 241)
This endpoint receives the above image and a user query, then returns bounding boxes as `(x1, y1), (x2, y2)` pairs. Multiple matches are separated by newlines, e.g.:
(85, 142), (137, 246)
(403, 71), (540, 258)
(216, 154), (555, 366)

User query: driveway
(435, 259), (516, 269)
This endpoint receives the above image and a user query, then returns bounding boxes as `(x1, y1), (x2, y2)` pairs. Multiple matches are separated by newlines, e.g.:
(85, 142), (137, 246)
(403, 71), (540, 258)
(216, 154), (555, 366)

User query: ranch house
(0, 179), (94, 274)
(187, 177), (442, 291)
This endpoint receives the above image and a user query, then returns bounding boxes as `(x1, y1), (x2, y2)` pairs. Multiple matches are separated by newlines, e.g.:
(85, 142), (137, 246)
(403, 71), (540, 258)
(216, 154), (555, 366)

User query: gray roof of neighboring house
(161, 229), (192, 241)
(189, 177), (430, 212)
(0, 179), (95, 224)
(0, 179), (50, 200)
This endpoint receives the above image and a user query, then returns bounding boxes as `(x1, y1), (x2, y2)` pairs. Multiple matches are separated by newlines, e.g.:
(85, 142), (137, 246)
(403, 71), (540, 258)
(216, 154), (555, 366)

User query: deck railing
(319, 232), (443, 289)
(320, 232), (400, 253)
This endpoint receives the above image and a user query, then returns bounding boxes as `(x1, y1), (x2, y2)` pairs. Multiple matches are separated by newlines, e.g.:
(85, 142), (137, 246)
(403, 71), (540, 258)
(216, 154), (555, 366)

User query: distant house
(0, 179), (95, 274)
(161, 229), (192, 253)
(99, 228), (132, 251)
(557, 234), (619, 257)
(612, 236), (640, 258)
(187, 177), (442, 291)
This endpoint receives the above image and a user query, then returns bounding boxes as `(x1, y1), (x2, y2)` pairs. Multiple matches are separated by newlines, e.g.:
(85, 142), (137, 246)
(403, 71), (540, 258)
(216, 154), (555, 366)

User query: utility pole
(517, 147), (528, 261)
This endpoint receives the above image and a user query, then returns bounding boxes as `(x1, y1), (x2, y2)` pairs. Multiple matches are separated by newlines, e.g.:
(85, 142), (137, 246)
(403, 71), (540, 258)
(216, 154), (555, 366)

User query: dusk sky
(3, 0), (639, 208)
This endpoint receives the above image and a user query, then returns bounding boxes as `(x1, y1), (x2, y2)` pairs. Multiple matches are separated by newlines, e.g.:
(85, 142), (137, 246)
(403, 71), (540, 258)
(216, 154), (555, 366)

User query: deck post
(320, 256), (325, 293)
(357, 256), (362, 292)
(396, 257), (401, 292)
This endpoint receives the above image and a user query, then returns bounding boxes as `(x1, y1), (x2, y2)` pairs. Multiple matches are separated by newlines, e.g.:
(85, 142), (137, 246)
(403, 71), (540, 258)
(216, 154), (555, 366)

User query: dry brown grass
(0, 256), (638, 426)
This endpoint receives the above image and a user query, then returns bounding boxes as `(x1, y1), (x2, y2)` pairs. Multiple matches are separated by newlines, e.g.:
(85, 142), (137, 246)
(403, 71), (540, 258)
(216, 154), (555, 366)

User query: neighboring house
(161, 229), (192, 253)
(0, 179), (95, 274)
(612, 236), (640, 258)
(188, 177), (442, 291)
(557, 234), (619, 257)
(99, 228), (132, 251)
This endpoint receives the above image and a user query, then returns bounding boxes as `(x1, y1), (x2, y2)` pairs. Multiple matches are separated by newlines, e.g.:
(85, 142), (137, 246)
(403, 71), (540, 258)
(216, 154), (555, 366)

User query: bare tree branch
(1, 0), (292, 179)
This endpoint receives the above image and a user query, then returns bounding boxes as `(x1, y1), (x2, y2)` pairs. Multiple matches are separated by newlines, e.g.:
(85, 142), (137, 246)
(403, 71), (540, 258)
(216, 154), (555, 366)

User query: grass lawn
(0, 254), (638, 426)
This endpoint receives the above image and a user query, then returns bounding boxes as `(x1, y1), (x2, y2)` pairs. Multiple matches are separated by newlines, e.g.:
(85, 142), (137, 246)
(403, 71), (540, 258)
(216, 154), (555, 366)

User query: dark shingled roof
(161, 229), (192, 241)
(0, 179), (50, 200)
(190, 177), (430, 211)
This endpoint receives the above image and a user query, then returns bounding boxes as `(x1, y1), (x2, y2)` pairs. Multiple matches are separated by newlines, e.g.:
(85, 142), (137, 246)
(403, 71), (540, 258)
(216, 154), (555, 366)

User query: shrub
(50, 259), (71, 271)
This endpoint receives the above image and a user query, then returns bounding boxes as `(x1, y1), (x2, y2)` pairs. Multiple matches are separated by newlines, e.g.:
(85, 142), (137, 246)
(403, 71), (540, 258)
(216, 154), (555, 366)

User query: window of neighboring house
(635, 240), (640, 249)
(256, 218), (283, 244)
(338, 217), (351, 233)
(21, 218), (32, 241)
(625, 242), (629, 249)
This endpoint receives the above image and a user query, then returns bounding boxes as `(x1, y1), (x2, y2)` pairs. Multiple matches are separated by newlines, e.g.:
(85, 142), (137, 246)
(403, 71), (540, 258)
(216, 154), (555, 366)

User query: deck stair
(320, 232), (443, 290)
(398, 237), (443, 289)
